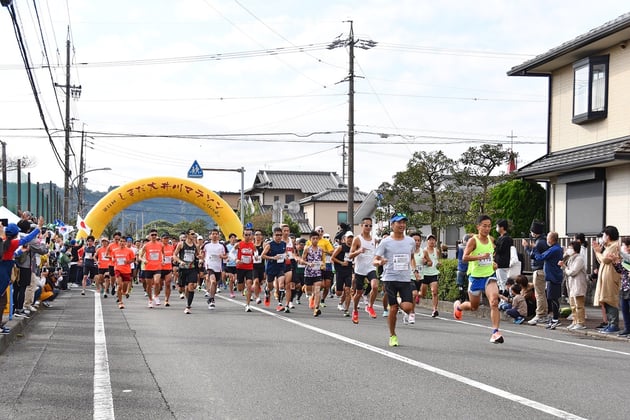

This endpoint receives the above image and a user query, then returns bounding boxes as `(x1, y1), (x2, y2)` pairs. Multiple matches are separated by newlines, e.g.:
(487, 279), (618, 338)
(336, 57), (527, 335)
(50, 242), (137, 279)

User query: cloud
(1, 0), (628, 197)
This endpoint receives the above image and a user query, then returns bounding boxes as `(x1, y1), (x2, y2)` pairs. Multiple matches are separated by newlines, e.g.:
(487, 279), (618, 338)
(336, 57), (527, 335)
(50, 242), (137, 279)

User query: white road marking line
(415, 312), (630, 356)
(218, 295), (584, 419)
(93, 291), (115, 420)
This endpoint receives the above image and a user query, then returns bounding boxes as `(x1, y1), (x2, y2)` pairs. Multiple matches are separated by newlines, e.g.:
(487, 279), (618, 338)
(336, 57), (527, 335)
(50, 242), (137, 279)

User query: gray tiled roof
(250, 170), (344, 194)
(508, 12), (630, 75)
(299, 188), (369, 204)
(517, 136), (630, 179)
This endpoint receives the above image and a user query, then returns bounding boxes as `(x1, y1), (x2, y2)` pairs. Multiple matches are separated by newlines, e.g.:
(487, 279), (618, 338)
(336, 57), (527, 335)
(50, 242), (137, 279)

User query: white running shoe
(154, 296), (161, 306)
(337, 303), (345, 311)
(208, 301), (215, 310)
(288, 302), (295, 309)
(409, 313), (416, 324)
(402, 312), (409, 325)
(256, 297), (262, 304)
(245, 305), (252, 312)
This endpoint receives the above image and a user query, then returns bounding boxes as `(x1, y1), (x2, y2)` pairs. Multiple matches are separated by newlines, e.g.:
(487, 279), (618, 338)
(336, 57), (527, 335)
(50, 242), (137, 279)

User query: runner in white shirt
(349, 218), (379, 323)
(202, 229), (227, 310)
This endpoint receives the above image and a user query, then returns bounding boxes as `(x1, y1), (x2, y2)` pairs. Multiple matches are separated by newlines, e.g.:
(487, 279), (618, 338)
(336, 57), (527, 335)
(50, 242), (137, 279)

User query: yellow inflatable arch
(76, 177), (242, 240)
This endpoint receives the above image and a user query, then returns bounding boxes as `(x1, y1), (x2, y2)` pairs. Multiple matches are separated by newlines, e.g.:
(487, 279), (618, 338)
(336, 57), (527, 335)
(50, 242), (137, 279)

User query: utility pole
(63, 36), (71, 223)
(78, 127), (85, 215)
(328, 22), (376, 228)
(55, 28), (81, 223)
(16, 158), (21, 211)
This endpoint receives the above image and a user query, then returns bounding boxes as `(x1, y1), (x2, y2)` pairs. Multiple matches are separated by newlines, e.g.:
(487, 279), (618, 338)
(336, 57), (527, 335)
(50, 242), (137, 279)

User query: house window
(572, 55), (609, 124)
(285, 194), (295, 204)
(273, 195), (280, 202)
(337, 211), (347, 224)
(565, 179), (605, 235)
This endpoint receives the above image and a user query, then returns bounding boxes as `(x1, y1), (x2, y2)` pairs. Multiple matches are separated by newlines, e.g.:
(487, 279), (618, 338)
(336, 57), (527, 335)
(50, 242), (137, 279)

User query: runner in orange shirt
(112, 239), (136, 309)
(95, 237), (111, 298)
(105, 232), (122, 297)
(160, 233), (175, 307)
(139, 229), (164, 308)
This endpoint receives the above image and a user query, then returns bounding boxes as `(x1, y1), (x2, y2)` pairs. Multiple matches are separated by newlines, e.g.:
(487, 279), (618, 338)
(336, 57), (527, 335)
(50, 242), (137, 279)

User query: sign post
(187, 160), (204, 179)
(186, 163), (245, 226)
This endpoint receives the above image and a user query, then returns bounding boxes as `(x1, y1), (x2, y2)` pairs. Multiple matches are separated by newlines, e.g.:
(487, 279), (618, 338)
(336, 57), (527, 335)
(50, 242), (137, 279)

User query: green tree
(250, 212), (273, 236)
(456, 144), (514, 216)
(486, 179), (546, 237)
(378, 150), (457, 237)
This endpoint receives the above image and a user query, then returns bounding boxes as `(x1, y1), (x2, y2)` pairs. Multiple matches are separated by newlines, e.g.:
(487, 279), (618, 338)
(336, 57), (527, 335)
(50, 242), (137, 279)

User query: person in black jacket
(494, 219), (513, 293)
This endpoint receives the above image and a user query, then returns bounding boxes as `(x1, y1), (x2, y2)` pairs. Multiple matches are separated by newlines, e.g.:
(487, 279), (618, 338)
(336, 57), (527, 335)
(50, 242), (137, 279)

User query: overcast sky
(1, 0), (629, 198)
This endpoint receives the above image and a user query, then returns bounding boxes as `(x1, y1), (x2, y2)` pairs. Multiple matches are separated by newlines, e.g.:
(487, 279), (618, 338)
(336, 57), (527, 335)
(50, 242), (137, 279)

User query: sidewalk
(418, 299), (630, 342)
(0, 290), (69, 355)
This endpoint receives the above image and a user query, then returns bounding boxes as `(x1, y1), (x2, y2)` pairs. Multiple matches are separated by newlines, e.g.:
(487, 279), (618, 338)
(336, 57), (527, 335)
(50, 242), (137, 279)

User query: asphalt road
(1, 286), (628, 420)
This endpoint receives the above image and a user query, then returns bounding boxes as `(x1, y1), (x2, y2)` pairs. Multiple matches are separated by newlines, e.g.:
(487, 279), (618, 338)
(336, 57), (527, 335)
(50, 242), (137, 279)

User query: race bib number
(393, 254), (410, 271)
(116, 257), (126, 266)
(84, 252), (93, 259)
(277, 253), (285, 264)
(183, 250), (195, 262)
(163, 256), (172, 264)
(149, 251), (160, 261)
(478, 254), (493, 266)
(242, 255), (252, 264)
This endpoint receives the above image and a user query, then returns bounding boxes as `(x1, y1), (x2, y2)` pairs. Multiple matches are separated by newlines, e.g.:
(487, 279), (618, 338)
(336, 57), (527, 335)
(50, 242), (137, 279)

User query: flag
(77, 214), (91, 234)
(507, 153), (517, 174)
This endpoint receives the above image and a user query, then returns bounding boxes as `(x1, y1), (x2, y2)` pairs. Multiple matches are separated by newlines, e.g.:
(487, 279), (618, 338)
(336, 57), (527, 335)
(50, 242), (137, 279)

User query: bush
(438, 258), (459, 301)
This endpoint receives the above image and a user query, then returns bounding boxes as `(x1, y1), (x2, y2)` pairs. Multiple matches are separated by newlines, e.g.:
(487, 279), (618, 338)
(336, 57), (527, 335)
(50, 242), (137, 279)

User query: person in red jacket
(1, 218), (43, 332)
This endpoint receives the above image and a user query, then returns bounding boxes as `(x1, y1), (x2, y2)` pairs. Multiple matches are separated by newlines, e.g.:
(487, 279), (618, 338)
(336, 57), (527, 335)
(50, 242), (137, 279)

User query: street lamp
(71, 167), (111, 215)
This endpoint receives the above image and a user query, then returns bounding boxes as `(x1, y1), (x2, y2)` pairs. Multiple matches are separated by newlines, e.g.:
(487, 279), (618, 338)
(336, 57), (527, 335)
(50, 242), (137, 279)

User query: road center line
(93, 291), (115, 420)
(218, 295), (585, 420)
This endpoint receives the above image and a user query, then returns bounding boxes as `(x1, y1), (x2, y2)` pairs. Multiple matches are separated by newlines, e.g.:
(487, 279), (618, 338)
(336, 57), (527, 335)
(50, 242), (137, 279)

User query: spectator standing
(559, 241), (588, 330)
(524, 221), (549, 325)
(592, 226), (622, 334)
(532, 231), (564, 329)
(494, 219), (513, 293)
(618, 238), (630, 337)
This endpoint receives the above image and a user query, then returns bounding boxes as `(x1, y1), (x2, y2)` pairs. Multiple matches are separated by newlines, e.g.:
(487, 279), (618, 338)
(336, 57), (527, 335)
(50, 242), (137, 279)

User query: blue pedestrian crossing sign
(187, 160), (203, 178)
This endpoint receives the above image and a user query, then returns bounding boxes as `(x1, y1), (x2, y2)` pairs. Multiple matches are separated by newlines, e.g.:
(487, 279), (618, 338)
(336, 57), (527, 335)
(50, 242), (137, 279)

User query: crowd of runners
(3, 211), (506, 347)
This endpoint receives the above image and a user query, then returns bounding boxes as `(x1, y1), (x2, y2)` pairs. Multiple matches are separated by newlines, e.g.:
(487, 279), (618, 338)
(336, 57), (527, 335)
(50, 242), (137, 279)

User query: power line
(4, 2), (66, 174)
(232, 0), (345, 71)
